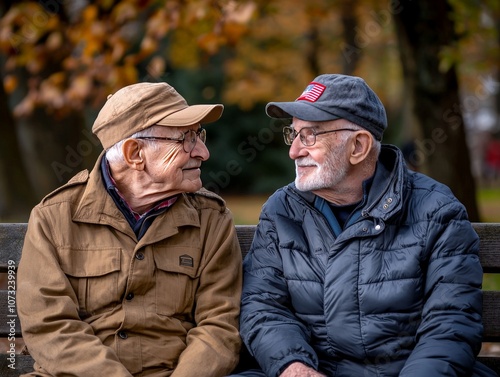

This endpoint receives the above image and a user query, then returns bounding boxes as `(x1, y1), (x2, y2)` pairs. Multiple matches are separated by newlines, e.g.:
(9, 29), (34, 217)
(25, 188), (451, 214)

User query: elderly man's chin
(182, 175), (203, 193)
(295, 174), (325, 192)
(295, 179), (314, 192)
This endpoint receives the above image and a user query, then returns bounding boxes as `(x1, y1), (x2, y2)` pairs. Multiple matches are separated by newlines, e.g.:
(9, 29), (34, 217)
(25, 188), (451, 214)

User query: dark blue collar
(314, 175), (374, 236)
(100, 157), (178, 239)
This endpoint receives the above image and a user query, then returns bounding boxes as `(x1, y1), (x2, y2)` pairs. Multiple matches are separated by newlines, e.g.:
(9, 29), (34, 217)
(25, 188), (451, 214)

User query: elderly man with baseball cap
(230, 74), (496, 377)
(18, 82), (242, 377)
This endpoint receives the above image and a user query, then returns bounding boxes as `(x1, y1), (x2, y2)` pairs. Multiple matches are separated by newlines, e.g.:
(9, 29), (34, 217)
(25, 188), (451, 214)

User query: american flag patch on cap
(296, 82), (326, 102)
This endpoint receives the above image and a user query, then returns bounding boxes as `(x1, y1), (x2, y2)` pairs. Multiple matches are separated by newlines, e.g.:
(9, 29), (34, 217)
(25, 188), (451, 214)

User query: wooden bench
(0, 222), (499, 375)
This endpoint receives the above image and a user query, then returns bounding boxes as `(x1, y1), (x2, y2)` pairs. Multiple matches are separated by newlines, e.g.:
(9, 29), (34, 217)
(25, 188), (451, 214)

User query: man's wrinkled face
(288, 119), (351, 192)
(141, 125), (209, 195)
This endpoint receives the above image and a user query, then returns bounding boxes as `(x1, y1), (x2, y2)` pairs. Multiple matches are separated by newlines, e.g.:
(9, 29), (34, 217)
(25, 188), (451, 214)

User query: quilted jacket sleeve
(399, 199), (484, 376)
(239, 204), (319, 377)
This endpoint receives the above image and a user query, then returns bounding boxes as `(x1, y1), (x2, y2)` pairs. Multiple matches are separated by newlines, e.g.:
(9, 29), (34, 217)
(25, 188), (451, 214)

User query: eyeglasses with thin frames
(282, 125), (358, 146)
(136, 128), (206, 153)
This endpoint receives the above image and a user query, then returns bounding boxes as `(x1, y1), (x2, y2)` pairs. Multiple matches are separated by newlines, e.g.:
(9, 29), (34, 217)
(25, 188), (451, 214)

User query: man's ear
(349, 131), (373, 165)
(122, 139), (145, 171)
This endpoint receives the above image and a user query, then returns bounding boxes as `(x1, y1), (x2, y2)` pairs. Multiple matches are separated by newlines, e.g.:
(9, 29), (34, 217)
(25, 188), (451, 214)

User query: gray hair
(343, 121), (381, 157)
(105, 127), (162, 164)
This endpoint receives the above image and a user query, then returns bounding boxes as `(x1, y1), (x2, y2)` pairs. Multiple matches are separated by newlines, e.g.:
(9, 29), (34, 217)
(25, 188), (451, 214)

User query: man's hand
(279, 362), (326, 377)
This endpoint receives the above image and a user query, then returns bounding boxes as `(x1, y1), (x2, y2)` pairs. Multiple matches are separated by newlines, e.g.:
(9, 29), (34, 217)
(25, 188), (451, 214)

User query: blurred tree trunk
(17, 105), (95, 200)
(0, 65), (93, 220)
(0, 70), (37, 220)
(339, 0), (362, 75)
(392, 0), (480, 221)
(304, 7), (321, 77)
(304, 1), (362, 77)
(0, 3), (98, 220)
(0, 2), (37, 220)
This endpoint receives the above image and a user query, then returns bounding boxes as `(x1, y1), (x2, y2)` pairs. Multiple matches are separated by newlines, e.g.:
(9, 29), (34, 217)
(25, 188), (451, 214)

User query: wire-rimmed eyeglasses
(136, 128), (206, 153)
(282, 125), (358, 146)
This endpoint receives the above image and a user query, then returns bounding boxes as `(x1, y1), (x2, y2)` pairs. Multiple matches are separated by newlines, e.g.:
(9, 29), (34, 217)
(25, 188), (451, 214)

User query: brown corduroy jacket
(17, 157), (242, 377)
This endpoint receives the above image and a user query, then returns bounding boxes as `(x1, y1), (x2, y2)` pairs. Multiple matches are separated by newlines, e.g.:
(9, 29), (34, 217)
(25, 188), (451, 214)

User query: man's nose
(191, 140), (210, 161)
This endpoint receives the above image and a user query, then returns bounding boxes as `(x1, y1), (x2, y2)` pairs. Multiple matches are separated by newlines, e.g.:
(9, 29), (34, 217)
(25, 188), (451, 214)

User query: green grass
(478, 187), (500, 223)
(477, 187), (500, 290)
(484, 274), (500, 290)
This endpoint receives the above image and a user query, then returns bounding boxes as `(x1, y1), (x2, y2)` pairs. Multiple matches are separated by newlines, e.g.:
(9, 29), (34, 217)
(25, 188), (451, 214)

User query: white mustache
(295, 158), (318, 167)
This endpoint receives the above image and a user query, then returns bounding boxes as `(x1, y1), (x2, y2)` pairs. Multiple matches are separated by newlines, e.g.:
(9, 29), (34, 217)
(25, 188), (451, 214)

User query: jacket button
(135, 252), (145, 260)
(118, 331), (128, 339)
(126, 293), (134, 301)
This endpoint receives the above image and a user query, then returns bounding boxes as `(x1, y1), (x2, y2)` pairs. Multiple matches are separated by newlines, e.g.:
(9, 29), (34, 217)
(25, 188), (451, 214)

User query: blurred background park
(0, 0), (499, 225)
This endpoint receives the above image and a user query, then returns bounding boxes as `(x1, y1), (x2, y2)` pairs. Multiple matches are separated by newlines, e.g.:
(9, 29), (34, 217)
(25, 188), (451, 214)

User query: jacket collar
(362, 145), (405, 220)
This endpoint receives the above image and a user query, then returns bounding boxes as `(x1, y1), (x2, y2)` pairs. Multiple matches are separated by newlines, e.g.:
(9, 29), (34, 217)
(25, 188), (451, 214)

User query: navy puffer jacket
(240, 145), (496, 377)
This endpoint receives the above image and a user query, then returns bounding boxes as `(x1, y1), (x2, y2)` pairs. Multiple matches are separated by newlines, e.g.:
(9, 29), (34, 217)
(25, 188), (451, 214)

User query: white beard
(295, 147), (349, 192)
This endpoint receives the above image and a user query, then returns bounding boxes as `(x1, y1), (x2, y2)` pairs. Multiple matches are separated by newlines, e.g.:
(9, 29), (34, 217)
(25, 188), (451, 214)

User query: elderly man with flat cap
(17, 82), (242, 377)
(229, 74), (496, 377)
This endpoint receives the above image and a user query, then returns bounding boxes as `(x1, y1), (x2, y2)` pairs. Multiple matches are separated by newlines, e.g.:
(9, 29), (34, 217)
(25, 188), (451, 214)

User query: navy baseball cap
(266, 74), (387, 141)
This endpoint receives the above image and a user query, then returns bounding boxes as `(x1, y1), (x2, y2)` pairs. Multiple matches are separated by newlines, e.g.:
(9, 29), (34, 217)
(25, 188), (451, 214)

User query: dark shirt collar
(313, 174), (375, 235)
(100, 157), (178, 238)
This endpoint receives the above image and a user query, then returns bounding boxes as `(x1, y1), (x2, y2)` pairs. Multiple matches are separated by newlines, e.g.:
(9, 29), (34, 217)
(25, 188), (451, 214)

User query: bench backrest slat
(2, 223), (499, 269)
(0, 223), (25, 272)
(483, 291), (500, 342)
(474, 223), (500, 272)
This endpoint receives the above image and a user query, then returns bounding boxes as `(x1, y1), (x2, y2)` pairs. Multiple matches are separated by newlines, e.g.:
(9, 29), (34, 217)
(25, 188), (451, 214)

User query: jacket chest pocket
(59, 247), (121, 315)
(153, 247), (200, 317)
